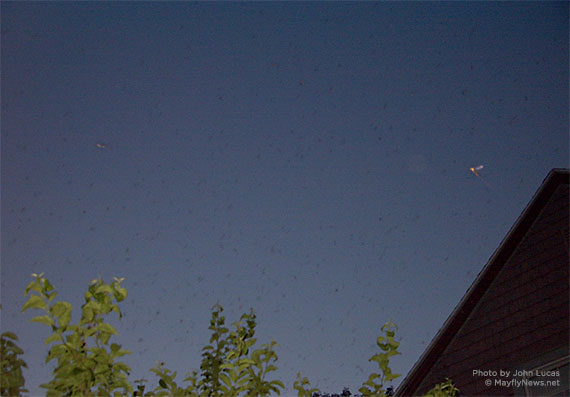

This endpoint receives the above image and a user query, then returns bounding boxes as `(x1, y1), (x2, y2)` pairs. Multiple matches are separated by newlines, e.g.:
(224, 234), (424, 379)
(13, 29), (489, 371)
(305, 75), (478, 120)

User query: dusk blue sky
(1, 2), (568, 395)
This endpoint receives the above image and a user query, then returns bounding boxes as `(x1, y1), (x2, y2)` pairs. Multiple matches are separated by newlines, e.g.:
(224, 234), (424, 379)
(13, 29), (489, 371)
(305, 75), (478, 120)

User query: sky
(1, 2), (568, 395)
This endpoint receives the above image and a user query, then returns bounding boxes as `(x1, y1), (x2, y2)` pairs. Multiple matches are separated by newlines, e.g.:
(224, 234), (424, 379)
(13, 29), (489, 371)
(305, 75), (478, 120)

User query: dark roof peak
(396, 168), (569, 396)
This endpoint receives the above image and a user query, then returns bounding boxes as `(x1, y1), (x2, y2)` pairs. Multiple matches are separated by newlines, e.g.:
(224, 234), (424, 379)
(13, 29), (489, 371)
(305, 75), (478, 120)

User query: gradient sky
(1, 2), (568, 395)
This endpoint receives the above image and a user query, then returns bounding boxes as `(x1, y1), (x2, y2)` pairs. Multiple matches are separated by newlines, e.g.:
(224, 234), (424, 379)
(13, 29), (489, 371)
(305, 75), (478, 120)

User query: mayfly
(469, 165), (497, 192)
(469, 165), (484, 177)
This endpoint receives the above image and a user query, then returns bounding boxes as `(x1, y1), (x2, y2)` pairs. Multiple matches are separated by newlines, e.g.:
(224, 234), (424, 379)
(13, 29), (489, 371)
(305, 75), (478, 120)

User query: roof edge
(395, 168), (569, 396)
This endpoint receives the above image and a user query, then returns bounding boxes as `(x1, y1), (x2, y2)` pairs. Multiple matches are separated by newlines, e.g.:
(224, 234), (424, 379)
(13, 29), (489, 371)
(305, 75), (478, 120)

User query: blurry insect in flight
(469, 165), (484, 177)
(95, 143), (107, 149)
(469, 165), (497, 192)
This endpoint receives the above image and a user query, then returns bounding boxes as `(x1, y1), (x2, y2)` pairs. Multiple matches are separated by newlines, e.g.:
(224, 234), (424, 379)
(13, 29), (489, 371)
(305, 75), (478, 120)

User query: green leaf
(114, 348), (131, 358)
(50, 301), (71, 317)
(45, 344), (67, 363)
(364, 373), (380, 385)
(95, 284), (114, 295)
(219, 373), (232, 388)
(30, 314), (54, 326)
(47, 290), (58, 302)
(111, 304), (122, 316)
(237, 358), (255, 366)
(114, 361), (131, 373)
(97, 322), (118, 335)
(251, 350), (262, 364)
(44, 333), (62, 345)
(25, 279), (42, 295)
(51, 301), (72, 328)
(22, 295), (47, 312)
(82, 306), (95, 323)
(114, 287), (128, 302)
(1, 331), (18, 340)
(83, 300), (102, 316)
(385, 372), (401, 381)
(42, 278), (55, 293)
(65, 332), (81, 348)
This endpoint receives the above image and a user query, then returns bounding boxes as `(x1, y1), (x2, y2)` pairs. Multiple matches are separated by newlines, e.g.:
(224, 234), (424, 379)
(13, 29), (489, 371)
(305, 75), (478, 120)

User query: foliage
(293, 372), (321, 397)
(423, 378), (459, 397)
(22, 273), (132, 396)
(17, 274), (458, 397)
(294, 321), (401, 397)
(359, 321), (401, 396)
(143, 304), (284, 396)
(1, 328), (28, 396)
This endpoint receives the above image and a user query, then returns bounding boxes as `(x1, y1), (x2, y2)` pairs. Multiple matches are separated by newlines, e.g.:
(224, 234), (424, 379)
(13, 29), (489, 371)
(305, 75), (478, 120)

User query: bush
(16, 273), (458, 396)
(1, 328), (28, 396)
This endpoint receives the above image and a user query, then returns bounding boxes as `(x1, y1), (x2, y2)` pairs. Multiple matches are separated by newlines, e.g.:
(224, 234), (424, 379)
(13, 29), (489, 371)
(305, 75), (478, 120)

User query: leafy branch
(1, 329), (28, 396)
(14, 274), (458, 397)
(22, 273), (131, 396)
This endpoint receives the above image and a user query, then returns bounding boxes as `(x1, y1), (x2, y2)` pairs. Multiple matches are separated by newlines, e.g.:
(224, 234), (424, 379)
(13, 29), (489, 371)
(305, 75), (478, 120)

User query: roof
(395, 168), (570, 396)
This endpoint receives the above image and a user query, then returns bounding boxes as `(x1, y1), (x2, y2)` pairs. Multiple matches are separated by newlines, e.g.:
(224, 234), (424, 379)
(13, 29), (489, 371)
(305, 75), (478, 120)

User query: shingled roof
(396, 168), (569, 396)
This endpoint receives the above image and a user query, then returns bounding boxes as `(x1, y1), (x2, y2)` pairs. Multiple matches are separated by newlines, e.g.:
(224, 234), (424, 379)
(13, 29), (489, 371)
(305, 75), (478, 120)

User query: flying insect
(469, 165), (484, 177)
